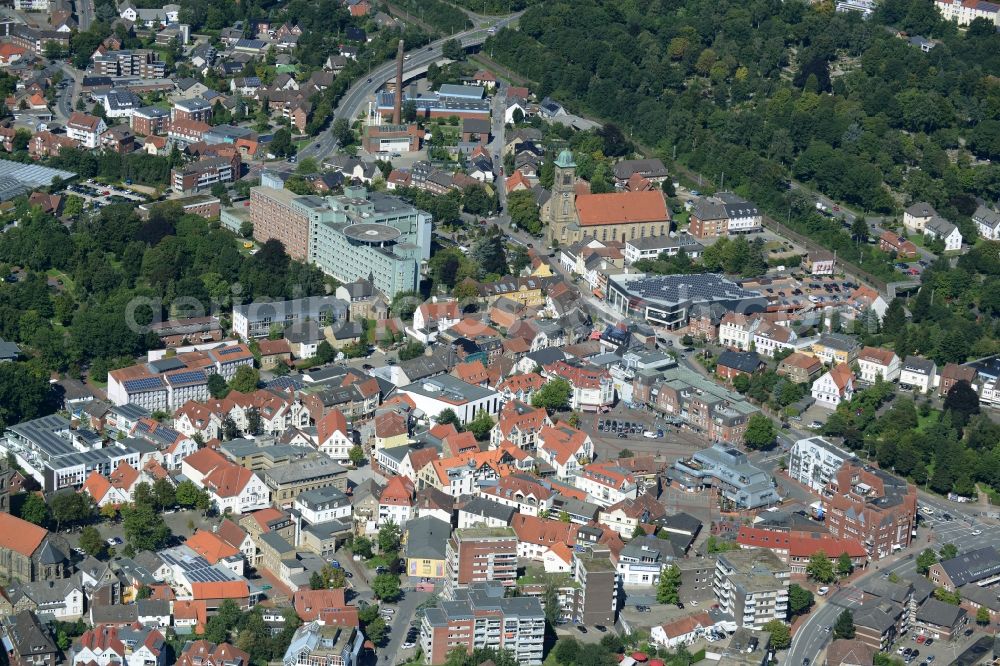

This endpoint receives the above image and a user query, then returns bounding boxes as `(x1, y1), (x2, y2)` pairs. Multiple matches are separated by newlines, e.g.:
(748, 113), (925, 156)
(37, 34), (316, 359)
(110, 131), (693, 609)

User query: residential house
(856, 347), (900, 384)
(536, 424), (593, 480)
(777, 352), (823, 384)
(899, 356), (937, 393)
(811, 363), (855, 408)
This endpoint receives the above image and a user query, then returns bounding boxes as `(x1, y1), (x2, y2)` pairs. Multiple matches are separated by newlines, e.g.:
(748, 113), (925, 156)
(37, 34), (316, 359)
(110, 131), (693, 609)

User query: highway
(299, 12), (522, 162)
(785, 495), (998, 665)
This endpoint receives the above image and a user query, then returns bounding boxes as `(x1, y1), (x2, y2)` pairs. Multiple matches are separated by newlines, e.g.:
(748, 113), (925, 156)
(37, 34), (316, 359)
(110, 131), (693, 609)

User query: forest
(0, 199), (328, 389)
(486, 0), (1000, 270)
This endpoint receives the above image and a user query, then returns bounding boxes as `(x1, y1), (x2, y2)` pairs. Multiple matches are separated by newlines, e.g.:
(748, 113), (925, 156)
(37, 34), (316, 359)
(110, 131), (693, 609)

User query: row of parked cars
(597, 419), (663, 439)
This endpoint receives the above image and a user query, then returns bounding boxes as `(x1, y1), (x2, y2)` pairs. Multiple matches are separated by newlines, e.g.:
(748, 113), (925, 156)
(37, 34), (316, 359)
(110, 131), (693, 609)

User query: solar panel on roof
(167, 370), (206, 385)
(217, 346), (245, 356)
(124, 377), (165, 392)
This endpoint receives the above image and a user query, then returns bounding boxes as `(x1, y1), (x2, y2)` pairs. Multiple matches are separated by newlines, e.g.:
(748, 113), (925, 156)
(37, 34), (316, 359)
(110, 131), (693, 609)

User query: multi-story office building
(92, 50), (166, 78)
(822, 460), (918, 560)
(713, 549), (790, 629)
(420, 582), (544, 665)
(232, 296), (348, 340)
(248, 182), (431, 298)
(309, 186), (431, 299)
(670, 443), (780, 510)
(130, 106), (170, 136)
(444, 527), (517, 598)
(572, 546), (617, 626)
(788, 436), (855, 493)
(633, 365), (760, 444)
(2, 415), (140, 491)
(171, 156), (235, 194)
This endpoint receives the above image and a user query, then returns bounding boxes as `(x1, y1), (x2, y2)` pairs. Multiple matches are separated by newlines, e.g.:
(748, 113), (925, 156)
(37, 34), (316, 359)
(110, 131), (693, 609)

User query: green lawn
(45, 268), (75, 292)
(916, 410), (939, 433)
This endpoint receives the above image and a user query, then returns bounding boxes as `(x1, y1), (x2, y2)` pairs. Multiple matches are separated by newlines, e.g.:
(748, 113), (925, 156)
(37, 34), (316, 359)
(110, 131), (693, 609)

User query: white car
(817, 586), (830, 596)
(402, 642), (415, 649)
(809, 420), (824, 429)
(972, 529), (983, 536)
(380, 607), (396, 615)
(642, 430), (657, 439)
(920, 506), (935, 515)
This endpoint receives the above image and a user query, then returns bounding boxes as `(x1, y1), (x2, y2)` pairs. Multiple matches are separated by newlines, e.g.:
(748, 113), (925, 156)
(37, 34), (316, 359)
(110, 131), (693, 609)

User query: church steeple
(547, 149), (577, 244)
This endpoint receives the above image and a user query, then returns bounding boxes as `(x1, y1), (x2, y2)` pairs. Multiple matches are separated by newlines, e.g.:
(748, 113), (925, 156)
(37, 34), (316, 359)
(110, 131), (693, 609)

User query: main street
(300, 13), (522, 162)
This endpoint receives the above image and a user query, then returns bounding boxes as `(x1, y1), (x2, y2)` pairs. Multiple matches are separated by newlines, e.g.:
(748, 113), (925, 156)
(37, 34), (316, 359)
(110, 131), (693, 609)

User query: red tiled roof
(537, 424), (589, 466)
(186, 530), (240, 564)
(575, 190), (668, 226)
(0, 512), (48, 557)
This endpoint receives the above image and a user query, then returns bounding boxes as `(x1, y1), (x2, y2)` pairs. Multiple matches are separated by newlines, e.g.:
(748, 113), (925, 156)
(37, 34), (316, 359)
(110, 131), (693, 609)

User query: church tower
(547, 148), (577, 245)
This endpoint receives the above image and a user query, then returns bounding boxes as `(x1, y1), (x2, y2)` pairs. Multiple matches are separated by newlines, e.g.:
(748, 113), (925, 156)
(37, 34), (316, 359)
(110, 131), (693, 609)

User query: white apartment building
(857, 347), (901, 384)
(66, 113), (107, 149)
(935, 0), (1000, 25)
(788, 436), (854, 493)
(713, 549), (790, 629)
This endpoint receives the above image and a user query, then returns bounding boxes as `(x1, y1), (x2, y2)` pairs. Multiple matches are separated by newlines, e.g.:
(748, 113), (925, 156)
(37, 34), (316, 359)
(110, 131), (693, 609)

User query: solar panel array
(216, 346), (246, 357)
(123, 376), (166, 392)
(166, 370), (207, 386)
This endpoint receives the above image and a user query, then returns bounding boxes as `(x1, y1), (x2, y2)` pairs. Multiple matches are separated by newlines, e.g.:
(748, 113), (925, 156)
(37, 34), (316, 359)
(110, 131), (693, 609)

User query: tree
(79, 526), (104, 558)
(851, 217), (869, 242)
(916, 548), (938, 575)
(507, 190), (542, 235)
(806, 551), (836, 583)
(270, 128), (295, 157)
(331, 118), (352, 147)
(50, 491), (94, 530)
(656, 564), (682, 604)
(743, 413), (776, 450)
(762, 620), (790, 650)
(176, 480), (205, 508)
(352, 535), (373, 559)
(402, 100), (417, 123)
(435, 409), (462, 428)
(366, 616), (387, 644)
(239, 220), (254, 238)
(467, 409), (494, 441)
(554, 638), (580, 665)
(542, 583), (560, 625)
(833, 609), (855, 639)
(531, 379), (572, 412)
(940, 543), (958, 561)
(152, 478), (176, 510)
(310, 571), (325, 590)
(314, 341), (335, 365)
(944, 380), (979, 427)
(837, 552), (854, 577)
(20, 493), (49, 526)
(378, 520), (401, 554)
(229, 365), (259, 393)
(977, 606), (991, 625)
(207, 373), (229, 398)
(348, 445), (365, 466)
(788, 583), (814, 617)
(441, 38), (464, 60)
(121, 502), (171, 551)
(372, 573), (401, 601)
(398, 341), (426, 361)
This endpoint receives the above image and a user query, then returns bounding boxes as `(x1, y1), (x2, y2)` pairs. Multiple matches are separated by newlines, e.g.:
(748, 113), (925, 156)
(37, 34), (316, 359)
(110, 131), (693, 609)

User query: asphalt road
(76, 0), (94, 31)
(300, 13), (522, 162)
(785, 500), (999, 665)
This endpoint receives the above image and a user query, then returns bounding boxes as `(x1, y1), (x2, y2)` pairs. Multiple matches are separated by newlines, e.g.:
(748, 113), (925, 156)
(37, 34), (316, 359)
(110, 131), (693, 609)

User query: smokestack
(393, 39), (404, 125)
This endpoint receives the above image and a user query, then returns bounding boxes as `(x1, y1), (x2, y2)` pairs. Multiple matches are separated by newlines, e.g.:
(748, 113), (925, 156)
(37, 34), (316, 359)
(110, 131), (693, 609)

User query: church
(0, 460), (70, 583)
(544, 149), (672, 246)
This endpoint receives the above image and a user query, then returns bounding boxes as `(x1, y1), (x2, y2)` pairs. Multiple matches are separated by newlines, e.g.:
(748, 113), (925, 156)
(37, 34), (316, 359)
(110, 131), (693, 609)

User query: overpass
(299, 13), (522, 161)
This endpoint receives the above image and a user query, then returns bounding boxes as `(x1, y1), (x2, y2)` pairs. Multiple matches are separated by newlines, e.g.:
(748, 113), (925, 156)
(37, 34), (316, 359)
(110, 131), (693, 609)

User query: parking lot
(578, 404), (708, 462)
(740, 273), (863, 312)
(66, 180), (147, 209)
